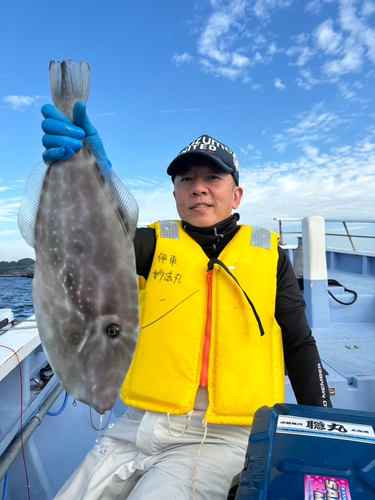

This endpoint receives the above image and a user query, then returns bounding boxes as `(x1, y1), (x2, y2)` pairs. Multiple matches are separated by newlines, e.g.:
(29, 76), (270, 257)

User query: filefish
(18, 60), (139, 414)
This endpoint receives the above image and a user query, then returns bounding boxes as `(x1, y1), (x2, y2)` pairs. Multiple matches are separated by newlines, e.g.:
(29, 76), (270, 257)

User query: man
(40, 102), (331, 500)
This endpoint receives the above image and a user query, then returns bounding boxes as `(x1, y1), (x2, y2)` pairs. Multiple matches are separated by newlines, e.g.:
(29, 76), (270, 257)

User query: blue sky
(1, 0), (374, 261)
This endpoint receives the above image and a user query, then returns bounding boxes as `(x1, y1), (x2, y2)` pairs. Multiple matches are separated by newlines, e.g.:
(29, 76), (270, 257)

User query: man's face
(173, 165), (243, 227)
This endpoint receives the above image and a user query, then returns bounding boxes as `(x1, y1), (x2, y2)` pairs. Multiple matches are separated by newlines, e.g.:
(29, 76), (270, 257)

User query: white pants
(54, 407), (250, 500)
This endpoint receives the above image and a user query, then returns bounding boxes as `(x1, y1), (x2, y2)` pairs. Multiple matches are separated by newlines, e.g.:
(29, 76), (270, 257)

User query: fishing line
(0, 344), (31, 500)
(89, 408), (112, 431)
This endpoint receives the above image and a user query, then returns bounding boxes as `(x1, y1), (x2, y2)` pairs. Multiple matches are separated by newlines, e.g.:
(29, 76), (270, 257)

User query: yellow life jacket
(121, 221), (285, 425)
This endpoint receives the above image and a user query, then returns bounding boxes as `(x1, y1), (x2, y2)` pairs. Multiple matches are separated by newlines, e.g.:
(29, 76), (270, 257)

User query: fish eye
(107, 324), (121, 338)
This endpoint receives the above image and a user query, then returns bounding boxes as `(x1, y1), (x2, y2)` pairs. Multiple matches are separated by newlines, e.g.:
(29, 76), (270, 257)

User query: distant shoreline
(0, 274), (34, 278)
(0, 258), (35, 278)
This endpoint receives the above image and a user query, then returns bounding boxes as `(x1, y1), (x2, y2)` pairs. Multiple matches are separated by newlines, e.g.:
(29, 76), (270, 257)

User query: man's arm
(276, 247), (332, 407)
(134, 227), (156, 279)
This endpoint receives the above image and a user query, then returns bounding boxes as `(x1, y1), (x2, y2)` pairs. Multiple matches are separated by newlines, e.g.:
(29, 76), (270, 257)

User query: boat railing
(274, 217), (375, 251)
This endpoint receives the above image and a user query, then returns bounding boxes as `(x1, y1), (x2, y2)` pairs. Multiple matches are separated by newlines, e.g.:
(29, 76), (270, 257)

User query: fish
(18, 60), (139, 414)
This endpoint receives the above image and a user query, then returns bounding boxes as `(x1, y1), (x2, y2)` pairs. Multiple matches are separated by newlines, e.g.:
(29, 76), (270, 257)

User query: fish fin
(49, 60), (90, 112)
(82, 140), (138, 239)
(18, 161), (50, 247)
(105, 168), (139, 239)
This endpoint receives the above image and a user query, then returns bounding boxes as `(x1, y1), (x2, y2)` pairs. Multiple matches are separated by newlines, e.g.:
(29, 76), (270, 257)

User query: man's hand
(41, 101), (110, 166)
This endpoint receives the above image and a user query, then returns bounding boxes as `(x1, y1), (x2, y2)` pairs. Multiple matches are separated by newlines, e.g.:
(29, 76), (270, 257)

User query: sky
(0, 0), (374, 261)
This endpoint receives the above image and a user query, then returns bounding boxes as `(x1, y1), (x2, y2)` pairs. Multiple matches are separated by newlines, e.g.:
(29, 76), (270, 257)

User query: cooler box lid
(235, 403), (375, 500)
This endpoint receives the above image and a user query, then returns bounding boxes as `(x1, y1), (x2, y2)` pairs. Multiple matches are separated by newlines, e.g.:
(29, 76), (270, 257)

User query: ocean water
(0, 277), (34, 319)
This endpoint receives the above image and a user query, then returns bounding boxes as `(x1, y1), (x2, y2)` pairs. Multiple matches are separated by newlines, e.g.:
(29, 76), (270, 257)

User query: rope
(207, 258), (265, 336)
(166, 411), (208, 500)
(167, 410), (194, 437)
(327, 279), (358, 306)
(192, 418), (208, 500)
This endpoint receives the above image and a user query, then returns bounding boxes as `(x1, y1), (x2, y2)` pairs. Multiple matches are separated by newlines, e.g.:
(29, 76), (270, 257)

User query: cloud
(306, 0), (336, 15)
(266, 42), (281, 55)
(338, 82), (356, 100)
(237, 133), (375, 234)
(172, 53), (193, 65)
(194, 0), (291, 81)
(198, 10), (241, 65)
(0, 229), (20, 236)
(316, 0), (375, 77)
(286, 44), (315, 67)
(232, 52), (250, 68)
(295, 69), (322, 90)
(252, 0), (295, 21)
(362, 0), (375, 17)
(252, 51), (273, 65)
(322, 38), (364, 76)
(314, 19), (342, 54)
(291, 33), (310, 45)
(306, 0), (322, 14)
(274, 77), (286, 89)
(240, 143), (262, 160)
(197, 1), (249, 80)
(200, 59), (242, 80)
(286, 107), (340, 135)
(4, 95), (35, 110)
(241, 143), (254, 152)
(0, 196), (22, 222)
(273, 103), (347, 152)
(3, 94), (46, 111)
(131, 181), (179, 227)
(174, 0), (375, 88)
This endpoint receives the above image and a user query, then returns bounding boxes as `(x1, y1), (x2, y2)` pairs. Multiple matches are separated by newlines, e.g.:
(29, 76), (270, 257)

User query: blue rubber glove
(73, 102), (111, 166)
(41, 102), (111, 167)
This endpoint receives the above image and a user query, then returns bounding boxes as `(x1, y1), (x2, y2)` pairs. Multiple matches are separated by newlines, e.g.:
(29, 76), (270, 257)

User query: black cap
(167, 135), (240, 185)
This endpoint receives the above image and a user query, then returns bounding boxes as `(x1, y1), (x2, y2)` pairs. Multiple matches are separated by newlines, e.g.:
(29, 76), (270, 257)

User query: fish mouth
(74, 388), (117, 414)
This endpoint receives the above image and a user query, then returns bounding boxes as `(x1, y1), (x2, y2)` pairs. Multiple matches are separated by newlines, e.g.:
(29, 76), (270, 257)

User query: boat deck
(311, 260), (374, 411)
(282, 248), (375, 411)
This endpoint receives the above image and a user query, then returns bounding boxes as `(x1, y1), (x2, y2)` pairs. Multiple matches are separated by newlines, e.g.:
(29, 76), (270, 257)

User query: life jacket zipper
(200, 269), (213, 387)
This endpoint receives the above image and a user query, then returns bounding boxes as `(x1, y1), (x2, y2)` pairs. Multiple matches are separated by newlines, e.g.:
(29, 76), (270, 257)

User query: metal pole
(343, 222), (357, 251)
(279, 220), (284, 245)
(0, 384), (64, 482)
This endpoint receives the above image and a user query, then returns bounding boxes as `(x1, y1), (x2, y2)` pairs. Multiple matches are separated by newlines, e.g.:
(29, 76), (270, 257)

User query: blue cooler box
(234, 404), (375, 500)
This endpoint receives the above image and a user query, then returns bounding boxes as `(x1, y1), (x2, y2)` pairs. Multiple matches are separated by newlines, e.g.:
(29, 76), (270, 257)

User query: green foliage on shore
(0, 258), (35, 275)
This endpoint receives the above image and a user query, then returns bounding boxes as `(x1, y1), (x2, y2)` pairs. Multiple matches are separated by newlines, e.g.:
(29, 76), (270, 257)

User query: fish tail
(49, 60), (90, 118)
